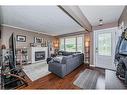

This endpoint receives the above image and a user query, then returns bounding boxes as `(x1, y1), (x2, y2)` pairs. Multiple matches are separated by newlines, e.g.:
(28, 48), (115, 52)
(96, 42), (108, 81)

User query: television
(9, 33), (16, 70)
(3, 33), (25, 89)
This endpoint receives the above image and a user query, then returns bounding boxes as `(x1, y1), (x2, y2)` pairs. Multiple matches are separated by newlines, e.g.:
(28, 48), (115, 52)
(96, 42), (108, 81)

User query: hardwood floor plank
(105, 70), (127, 89)
(21, 64), (104, 89)
(17, 64), (127, 90)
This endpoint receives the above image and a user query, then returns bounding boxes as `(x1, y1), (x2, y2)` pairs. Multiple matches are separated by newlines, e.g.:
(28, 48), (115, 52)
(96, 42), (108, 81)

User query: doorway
(94, 27), (118, 70)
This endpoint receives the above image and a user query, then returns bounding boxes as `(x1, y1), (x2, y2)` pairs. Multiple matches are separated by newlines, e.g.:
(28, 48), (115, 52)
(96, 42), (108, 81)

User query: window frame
(65, 37), (76, 52)
(59, 35), (84, 53)
(60, 38), (65, 51)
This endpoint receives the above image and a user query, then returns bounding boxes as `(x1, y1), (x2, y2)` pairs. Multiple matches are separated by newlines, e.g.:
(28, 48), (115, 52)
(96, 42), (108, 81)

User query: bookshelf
(16, 48), (29, 66)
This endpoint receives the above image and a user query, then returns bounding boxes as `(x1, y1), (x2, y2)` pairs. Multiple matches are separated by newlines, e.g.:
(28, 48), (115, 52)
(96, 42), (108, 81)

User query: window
(60, 38), (64, 51)
(98, 32), (111, 56)
(65, 37), (76, 52)
(60, 35), (84, 52)
(77, 36), (83, 52)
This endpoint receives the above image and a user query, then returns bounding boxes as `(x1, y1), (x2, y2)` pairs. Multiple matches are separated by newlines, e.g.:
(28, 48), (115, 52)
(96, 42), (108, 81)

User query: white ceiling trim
(1, 24), (54, 36)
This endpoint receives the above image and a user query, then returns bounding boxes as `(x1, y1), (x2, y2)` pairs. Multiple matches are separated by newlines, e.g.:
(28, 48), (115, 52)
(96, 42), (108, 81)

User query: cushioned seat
(48, 51), (84, 78)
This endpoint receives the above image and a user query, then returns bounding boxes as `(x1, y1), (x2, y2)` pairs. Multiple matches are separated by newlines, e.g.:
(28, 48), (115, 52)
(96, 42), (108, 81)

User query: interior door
(95, 27), (117, 70)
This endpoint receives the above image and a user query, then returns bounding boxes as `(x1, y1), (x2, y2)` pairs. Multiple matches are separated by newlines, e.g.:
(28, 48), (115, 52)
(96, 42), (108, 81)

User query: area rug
(73, 69), (99, 89)
(23, 62), (50, 81)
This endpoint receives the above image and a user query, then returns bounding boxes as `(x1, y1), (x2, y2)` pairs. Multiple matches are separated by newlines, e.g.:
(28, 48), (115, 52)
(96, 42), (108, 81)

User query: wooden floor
(105, 70), (127, 89)
(21, 64), (105, 89)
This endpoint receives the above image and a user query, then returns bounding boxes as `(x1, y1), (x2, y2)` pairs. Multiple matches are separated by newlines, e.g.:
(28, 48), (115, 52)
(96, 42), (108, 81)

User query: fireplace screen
(35, 51), (45, 61)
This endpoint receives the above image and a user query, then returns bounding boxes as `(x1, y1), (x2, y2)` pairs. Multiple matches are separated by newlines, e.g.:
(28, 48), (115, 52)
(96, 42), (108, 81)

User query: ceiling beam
(58, 6), (84, 28)
(58, 5), (92, 32)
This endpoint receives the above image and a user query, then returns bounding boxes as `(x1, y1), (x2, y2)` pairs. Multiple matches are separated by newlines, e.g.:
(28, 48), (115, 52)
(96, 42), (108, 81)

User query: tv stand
(0, 49), (28, 89)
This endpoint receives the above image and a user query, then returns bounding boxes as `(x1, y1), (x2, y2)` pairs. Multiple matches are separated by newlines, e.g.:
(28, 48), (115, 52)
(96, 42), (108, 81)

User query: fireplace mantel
(29, 47), (48, 63)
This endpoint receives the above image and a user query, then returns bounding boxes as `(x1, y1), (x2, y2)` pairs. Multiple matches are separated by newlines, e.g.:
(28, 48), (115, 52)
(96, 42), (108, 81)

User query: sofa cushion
(72, 53), (81, 57)
(53, 56), (63, 63)
(58, 51), (63, 55)
(58, 51), (80, 56)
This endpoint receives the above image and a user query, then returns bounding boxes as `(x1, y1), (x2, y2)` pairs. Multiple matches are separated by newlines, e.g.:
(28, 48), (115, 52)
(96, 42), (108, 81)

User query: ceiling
(1, 6), (84, 36)
(79, 6), (124, 26)
(1, 6), (125, 36)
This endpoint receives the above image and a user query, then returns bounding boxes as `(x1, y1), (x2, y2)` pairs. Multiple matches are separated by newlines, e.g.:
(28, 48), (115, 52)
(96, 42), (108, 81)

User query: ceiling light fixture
(99, 19), (103, 26)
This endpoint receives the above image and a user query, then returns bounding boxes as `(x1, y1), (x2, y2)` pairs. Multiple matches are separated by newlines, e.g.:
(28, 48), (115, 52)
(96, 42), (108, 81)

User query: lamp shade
(85, 41), (89, 47)
(54, 43), (58, 48)
(53, 39), (59, 48)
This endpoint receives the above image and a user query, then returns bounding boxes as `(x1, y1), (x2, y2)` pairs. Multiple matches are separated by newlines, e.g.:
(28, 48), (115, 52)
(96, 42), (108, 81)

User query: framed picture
(17, 35), (26, 42)
(34, 37), (42, 43)
(30, 43), (37, 47)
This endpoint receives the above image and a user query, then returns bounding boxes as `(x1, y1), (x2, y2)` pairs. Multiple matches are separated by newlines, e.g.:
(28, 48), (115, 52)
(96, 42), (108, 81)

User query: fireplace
(35, 51), (45, 61)
(29, 47), (48, 63)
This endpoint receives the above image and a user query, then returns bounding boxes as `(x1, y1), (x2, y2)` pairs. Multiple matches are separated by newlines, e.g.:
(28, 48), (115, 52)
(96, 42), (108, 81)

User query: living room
(0, 5), (127, 90)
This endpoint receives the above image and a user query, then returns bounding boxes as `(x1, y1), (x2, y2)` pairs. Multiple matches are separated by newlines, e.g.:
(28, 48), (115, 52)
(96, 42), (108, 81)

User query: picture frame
(30, 43), (37, 47)
(17, 35), (26, 42)
(34, 37), (42, 43)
